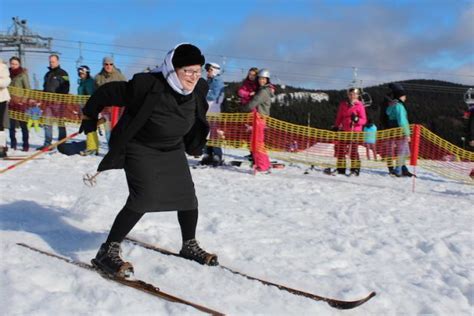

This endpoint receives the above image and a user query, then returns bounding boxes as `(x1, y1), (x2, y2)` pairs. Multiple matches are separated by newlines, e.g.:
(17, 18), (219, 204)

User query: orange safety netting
(8, 87), (474, 183)
(207, 112), (474, 184)
(7, 86), (115, 126)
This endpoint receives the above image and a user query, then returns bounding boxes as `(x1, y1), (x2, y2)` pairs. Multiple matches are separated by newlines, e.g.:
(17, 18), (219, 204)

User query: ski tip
(327, 291), (376, 310)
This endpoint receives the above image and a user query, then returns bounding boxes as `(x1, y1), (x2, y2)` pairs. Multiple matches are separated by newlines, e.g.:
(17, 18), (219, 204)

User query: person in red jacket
(334, 87), (367, 176)
(237, 67), (259, 107)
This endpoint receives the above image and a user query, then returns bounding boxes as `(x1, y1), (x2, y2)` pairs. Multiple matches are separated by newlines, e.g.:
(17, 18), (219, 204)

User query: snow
(1, 130), (473, 315)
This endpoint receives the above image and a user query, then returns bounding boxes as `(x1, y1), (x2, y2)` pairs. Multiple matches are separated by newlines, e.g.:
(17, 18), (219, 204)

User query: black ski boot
(91, 242), (134, 278)
(401, 165), (415, 177)
(179, 239), (218, 266)
(349, 168), (360, 176)
(200, 154), (214, 166)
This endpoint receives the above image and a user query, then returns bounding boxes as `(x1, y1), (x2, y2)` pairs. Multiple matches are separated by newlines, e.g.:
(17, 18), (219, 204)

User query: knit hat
(172, 44), (205, 68)
(102, 56), (114, 64)
(389, 83), (406, 99)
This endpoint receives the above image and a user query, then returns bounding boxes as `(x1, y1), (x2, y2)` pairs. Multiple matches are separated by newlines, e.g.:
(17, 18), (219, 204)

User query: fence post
(111, 106), (120, 128)
(250, 111), (258, 174)
(410, 124), (421, 193)
(410, 124), (421, 166)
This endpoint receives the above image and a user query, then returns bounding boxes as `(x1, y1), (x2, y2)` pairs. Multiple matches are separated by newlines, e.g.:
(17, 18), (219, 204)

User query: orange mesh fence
(7, 86), (115, 126)
(207, 113), (474, 184)
(8, 88), (473, 183)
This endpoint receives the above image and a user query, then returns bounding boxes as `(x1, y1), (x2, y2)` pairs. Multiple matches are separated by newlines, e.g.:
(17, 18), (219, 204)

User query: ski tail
(16, 243), (225, 316)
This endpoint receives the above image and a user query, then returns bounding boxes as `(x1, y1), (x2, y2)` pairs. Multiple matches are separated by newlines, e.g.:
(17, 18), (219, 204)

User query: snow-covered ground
(1, 130), (473, 315)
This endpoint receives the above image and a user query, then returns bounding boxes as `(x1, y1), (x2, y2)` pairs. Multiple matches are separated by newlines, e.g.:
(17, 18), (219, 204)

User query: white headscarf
(151, 43), (193, 96)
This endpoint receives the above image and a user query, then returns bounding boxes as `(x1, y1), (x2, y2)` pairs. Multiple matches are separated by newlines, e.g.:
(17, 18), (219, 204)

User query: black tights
(105, 207), (198, 244)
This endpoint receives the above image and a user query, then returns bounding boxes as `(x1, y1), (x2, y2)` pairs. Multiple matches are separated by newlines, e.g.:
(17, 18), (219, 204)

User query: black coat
(43, 66), (70, 94)
(82, 72), (210, 172)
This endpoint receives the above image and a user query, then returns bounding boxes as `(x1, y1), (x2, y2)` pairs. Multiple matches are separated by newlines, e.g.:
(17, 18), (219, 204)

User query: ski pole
(0, 118), (106, 175)
(83, 171), (101, 187)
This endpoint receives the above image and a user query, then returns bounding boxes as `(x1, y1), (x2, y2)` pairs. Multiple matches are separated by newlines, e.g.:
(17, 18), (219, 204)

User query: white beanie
(206, 62), (221, 76)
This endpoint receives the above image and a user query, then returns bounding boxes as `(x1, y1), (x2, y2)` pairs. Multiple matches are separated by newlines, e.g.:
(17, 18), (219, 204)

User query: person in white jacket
(0, 58), (11, 158)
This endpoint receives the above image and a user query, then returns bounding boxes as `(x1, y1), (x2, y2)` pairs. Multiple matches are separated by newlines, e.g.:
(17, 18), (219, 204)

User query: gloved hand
(351, 113), (359, 123)
(79, 117), (98, 134)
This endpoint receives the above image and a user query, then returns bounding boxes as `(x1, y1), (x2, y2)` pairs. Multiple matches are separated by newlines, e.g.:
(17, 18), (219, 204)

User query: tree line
(223, 79), (472, 148)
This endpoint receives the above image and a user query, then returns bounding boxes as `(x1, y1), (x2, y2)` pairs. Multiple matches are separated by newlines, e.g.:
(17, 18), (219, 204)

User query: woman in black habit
(80, 43), (218, 278)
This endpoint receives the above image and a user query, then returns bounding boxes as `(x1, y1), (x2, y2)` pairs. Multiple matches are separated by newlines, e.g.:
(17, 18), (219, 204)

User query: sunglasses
(104, 63), (114, 66)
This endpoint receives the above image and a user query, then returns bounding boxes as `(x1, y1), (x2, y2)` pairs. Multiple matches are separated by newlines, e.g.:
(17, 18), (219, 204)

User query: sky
(1, 0), (473, 92)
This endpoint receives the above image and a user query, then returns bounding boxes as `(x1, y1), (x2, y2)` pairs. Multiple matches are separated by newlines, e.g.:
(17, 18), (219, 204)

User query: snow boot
(349, 168), (360, 176)
(179, 239), (218, 266)
(211, 155), (223, 167)
(91, 242), (134, 278)
(401, 165), (415, 177)
(200, 154), (214, 166)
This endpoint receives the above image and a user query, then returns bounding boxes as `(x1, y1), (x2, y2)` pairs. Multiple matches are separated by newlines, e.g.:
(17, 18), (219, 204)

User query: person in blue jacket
(200, 62), (225, 166)
(386, 83), (414, 177)
(363, 119), (377, 160)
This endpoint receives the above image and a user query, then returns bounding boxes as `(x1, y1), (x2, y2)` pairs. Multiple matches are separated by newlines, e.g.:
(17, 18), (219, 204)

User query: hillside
(224, 79), (472, 147)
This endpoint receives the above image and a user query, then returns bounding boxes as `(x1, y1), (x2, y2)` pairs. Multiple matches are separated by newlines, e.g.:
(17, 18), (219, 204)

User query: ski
(124, 237), (376, 310)
(16, 242), (225, 316)
(2, 156), (43, 161)
(229, 160), (285, 169)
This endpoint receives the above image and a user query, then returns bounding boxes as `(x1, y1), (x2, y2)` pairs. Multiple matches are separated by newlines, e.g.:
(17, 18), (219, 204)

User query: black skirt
(123, 140), (197, 213)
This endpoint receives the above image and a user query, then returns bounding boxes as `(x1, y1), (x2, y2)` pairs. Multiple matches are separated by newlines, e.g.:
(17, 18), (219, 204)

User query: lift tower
(0, 17), (55, 65)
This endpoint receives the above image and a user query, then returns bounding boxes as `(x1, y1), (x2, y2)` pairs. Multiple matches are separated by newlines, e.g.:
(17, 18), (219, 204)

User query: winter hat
(389, 83), (406, 99)
(172, 44), (205, 68)
(102, 56), (114, 65)
(151, 43), (204, 96)
(205, 62), (221, 75)
(77, 65), (90, 74)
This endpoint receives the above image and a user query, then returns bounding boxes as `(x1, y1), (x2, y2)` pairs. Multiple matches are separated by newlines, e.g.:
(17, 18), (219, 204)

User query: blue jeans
(9, 119), (29, 149)
(44, 125), (67, 146)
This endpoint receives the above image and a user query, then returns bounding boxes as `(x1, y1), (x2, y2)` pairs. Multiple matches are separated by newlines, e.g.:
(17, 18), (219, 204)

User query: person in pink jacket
(237, 67), (259, 106)
(333, 87), (367, 176)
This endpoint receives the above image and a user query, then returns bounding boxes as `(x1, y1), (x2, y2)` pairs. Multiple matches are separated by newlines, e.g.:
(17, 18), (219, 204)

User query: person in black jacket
(38, 54), (70, 150)
(80, 43), (217, 278)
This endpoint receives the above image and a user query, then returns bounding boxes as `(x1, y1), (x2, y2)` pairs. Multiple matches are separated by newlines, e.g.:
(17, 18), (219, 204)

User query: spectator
(333, 87), (367, 176)
(201, 62), (225, 166)
(94, 56), (126, 88)
(467, 102), (474, 178)
(238, 67), (259, 161)
(0, 58), (11, 158)
(77, 65), (99, 155)
(363, 119), (377, 160)
(238, 67), (259, 107)
(467, 102), (474, 152)
(77, 65), (95, 96)
(38, 54), (69, 150)
(386, 83), (413, 177)
(379, 93), (396, 174)
(80, 43), (217, 277)
(243, 68), (274, 173)
(95, 56), (126, 144)
(8, 56), (30, 152)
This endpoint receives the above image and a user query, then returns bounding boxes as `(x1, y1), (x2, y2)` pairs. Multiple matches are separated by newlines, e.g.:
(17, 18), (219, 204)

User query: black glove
(79, 118), (98, 134)
(351, 113), (359, 123)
